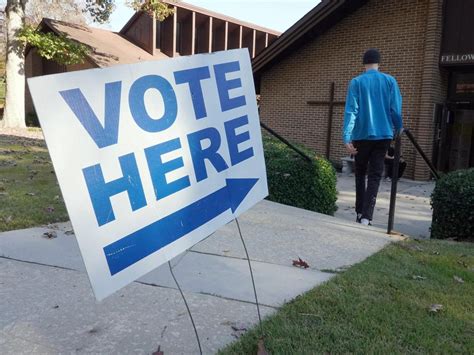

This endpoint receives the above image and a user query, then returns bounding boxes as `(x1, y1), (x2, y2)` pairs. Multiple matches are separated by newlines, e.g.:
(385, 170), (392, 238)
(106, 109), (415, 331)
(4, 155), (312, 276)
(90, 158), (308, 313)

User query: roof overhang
(252, 0), (368, 75)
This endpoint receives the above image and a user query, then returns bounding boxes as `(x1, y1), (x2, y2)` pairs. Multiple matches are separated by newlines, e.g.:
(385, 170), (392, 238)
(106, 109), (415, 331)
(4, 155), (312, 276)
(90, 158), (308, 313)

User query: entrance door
(448, 109), (474, 171)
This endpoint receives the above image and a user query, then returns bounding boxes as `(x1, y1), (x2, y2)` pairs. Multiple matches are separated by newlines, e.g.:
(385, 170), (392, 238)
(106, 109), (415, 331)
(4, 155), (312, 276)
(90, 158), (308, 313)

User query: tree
(2, 0), (26, 128)
(0, 0), (174, 128)
(1, 0), (87, 128)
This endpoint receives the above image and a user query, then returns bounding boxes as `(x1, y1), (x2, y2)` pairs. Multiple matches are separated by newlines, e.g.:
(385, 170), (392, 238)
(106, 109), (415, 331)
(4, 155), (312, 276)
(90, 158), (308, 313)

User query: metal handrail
(387, 128), (440, 234)
(260, 122), (313, 163)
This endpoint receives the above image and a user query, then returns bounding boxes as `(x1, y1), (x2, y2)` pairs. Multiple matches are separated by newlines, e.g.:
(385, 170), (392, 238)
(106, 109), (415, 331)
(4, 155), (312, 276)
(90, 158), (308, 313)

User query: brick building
(253, 0), (474, 180)
(25, 0), (280, 116)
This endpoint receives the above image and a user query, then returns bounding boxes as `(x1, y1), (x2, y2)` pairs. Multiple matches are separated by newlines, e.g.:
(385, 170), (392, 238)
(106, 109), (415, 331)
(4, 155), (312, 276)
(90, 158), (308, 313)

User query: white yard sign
(28, 49), (268, 300)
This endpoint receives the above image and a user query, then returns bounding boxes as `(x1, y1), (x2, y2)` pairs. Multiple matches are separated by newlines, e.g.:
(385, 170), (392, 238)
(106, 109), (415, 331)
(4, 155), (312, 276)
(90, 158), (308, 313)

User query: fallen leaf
(429, 304), (443, 313)
(454, 276), (464, 284)
(53, 195), (60, 200)
(44, 206), (55, 213)
(230, 322), (248, 338)
(412, 275), (426, 280)
(457, 260), (468, 268)
(231, 324), (247, 332)
(257, 338), (269, 355)
(25, 192), (36, 196)
(432, 251), (440, 255)
(292, 257), (309, 269)
(42, 231), (57, 239)
(152, 345), (164, 355)
(4, 215), (12, 223)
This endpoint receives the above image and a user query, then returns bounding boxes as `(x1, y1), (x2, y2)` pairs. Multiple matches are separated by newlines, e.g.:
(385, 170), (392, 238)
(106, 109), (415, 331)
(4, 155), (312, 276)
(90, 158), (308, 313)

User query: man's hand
(345, 142), (358, 155)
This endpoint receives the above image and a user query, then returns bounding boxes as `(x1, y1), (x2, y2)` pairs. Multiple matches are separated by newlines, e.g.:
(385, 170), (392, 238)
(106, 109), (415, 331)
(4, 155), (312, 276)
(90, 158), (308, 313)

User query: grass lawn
(0, 133), (68, 231)
(221, 239), (474, 354)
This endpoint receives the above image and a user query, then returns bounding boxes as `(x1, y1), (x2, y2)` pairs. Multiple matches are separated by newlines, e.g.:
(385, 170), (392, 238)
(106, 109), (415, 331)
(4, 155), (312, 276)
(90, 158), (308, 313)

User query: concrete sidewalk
(335, 173), (435, 239)
(1, 200), (401, 354)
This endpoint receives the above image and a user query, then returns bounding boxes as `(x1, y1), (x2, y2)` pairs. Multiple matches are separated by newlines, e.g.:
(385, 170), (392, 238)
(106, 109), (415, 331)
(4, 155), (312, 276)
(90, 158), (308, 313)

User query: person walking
(342, 49), (403, 226)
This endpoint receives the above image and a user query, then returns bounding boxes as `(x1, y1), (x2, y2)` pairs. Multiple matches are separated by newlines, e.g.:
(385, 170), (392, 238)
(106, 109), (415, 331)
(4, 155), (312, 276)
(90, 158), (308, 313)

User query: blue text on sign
(59, 60), (255, 227)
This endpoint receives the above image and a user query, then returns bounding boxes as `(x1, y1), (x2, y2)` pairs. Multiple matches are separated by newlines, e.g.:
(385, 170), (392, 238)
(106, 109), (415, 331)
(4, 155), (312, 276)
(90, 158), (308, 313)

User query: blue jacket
(342, 69), (403, 144)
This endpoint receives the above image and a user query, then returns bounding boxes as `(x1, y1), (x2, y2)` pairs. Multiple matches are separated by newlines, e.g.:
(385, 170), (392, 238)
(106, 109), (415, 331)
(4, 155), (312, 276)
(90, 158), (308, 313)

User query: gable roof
(252, 0), (368, 74)
(41, 18), (168, 68)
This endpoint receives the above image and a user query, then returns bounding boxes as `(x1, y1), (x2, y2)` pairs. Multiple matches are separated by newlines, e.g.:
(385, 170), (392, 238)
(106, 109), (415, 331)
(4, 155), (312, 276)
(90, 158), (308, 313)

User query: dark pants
(353, 139), (391, 220)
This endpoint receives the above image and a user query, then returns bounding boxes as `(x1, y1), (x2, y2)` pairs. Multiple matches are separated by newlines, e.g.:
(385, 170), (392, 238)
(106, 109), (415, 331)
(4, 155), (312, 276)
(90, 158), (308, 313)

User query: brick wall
(259, 0), (447, 180)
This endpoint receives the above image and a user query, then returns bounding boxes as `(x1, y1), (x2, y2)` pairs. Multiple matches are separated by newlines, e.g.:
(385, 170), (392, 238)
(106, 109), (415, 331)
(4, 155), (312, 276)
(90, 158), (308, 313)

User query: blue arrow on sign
(103, 178), (259, 275)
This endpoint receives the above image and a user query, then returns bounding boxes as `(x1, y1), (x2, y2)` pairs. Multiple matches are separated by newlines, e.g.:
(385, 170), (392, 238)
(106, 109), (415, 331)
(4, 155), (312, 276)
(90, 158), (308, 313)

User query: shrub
(431, 168), (474, 240)
(263, 134), (337, 215)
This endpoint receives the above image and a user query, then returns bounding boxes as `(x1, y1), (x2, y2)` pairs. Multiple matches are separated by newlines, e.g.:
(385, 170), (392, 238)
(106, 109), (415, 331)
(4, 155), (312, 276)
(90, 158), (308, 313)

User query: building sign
(449, 72), (474, 99)
(27, 49), (268, 300)
(440, 0), (474, 67)
(441, 54), (474, 65)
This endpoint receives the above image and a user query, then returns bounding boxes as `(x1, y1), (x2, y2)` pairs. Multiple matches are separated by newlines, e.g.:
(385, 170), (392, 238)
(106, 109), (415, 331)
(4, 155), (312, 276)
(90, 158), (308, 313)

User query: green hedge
(263, 134), (337, 215)
(431, 168), (474, 240)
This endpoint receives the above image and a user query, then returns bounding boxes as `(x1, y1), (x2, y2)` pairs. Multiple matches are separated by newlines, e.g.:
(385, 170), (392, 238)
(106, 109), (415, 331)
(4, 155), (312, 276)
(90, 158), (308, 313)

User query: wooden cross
(306, 82), (346, 158)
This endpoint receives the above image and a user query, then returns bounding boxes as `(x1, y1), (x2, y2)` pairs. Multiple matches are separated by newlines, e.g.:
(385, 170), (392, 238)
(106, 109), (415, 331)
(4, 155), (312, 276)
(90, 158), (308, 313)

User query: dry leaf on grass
(429, 304), (443, 313)
(257, 338), (269, 355)
(453, 276), (464, 284)
(412, 275), (426, 280)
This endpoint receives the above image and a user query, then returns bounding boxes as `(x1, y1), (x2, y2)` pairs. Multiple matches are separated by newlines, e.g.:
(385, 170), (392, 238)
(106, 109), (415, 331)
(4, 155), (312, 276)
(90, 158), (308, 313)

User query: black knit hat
(363, 49), (381, 64)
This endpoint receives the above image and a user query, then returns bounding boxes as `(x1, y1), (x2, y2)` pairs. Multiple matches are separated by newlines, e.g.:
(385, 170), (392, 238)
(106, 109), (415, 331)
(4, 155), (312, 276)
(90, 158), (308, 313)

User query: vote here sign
(28, 49), (268, 301)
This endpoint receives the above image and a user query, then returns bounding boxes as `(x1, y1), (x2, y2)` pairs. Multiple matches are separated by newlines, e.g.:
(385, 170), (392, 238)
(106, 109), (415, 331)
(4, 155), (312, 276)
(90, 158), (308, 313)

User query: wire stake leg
(168, 260), (203, 355)
(235, 218), (263, 336)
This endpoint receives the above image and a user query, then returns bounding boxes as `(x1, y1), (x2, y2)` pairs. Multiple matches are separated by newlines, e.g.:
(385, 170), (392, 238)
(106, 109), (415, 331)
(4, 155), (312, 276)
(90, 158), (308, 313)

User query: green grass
(221, 240), (474, 354)
(0, 134), (68, 231)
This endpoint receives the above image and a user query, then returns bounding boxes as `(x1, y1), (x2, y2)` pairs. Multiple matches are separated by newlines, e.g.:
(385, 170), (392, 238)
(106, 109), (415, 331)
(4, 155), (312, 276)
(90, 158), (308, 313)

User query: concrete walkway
(335, 173), (435, 239)
(0, 200), (401, 354)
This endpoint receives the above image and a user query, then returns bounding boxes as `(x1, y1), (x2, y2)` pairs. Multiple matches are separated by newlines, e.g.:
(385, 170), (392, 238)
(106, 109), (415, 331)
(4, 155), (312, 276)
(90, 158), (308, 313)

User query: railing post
(387, 133), (402, 234)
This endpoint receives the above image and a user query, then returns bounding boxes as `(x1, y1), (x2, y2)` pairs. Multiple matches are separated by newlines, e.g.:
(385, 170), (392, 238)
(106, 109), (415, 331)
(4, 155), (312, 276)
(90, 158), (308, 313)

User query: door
(448, 109), (474, 171)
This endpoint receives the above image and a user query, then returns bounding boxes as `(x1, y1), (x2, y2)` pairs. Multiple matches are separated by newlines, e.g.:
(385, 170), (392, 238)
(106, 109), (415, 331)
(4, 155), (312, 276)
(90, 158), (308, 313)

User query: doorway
(448, 109), (474, 170)
(435, 103), (474, 172)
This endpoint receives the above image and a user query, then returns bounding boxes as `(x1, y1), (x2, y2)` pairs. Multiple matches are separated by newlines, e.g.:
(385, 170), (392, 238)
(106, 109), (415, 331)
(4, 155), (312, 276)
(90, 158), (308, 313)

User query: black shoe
(356, 213), (362, 223)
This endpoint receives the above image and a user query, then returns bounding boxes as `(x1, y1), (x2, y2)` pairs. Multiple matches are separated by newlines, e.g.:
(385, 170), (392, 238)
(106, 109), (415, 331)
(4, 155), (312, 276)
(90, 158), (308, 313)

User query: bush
(431, 168), (474, 240)
(263, 134), (337, 215)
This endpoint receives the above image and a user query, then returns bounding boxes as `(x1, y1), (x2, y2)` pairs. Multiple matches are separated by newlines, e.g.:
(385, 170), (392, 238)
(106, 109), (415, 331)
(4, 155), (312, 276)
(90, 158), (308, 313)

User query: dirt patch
(0, 128), (44, 140)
